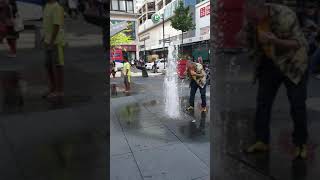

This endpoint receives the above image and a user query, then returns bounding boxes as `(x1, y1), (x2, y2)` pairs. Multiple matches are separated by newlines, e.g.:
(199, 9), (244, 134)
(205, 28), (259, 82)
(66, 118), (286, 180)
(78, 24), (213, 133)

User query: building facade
(137, 0), (210, 63)
(110, 0), (140, 61)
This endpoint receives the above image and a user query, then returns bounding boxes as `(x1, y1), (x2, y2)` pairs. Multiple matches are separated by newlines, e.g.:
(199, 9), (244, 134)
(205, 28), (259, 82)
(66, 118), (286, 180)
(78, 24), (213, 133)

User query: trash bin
(142, 67), (148, 77)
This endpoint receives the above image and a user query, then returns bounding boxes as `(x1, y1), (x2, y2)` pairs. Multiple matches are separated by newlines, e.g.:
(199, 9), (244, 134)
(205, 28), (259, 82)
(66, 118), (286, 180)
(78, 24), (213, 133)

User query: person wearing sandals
(185, 60), (207, 113)
(42, 0), (65, 99)
(238, 0), (309, 159)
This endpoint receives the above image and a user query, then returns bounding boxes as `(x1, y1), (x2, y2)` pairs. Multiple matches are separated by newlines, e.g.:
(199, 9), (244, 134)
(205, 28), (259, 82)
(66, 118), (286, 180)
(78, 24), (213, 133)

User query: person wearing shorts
(43, 0), (65, 98)
(123, 56), (131, 93)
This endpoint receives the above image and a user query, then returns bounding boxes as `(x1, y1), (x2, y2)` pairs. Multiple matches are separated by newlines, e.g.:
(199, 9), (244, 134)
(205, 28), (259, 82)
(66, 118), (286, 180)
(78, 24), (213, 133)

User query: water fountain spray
(164, 43), (180, 119)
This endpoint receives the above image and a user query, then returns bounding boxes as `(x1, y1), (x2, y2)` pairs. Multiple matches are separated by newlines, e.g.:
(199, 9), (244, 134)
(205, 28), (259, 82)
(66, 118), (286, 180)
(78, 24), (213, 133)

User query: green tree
(170, 0), (195, 56)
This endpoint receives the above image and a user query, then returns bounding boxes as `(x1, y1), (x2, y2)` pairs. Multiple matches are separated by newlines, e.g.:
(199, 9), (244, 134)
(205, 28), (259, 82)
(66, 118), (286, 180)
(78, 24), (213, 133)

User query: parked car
(115, 62), (123, 71)
(145, 61), (154, 70)
(145, 59), (166, 72)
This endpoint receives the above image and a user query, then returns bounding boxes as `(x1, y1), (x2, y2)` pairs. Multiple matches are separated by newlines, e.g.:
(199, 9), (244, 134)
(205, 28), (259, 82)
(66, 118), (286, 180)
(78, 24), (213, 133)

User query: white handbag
(14, 14), (24, 32)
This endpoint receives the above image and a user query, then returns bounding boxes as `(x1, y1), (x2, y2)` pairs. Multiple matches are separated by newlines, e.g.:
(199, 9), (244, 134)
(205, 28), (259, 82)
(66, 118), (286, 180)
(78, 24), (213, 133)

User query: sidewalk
(211, 52), (320, 180)
(110, 76), (210, 180)
(0, 45), (107, 180)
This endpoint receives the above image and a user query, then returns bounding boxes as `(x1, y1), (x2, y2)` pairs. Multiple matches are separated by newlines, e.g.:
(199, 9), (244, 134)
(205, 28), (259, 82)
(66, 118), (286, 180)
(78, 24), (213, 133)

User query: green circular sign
(152, 13), (161, 23)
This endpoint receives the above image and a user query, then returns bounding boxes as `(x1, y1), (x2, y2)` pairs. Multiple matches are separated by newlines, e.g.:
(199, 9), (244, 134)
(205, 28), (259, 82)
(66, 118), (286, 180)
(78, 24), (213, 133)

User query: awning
(152, 48), (168, 52)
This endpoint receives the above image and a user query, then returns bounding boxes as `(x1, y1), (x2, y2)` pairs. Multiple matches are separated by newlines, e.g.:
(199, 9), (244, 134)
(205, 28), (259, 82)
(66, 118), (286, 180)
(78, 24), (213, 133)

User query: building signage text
(200, 5), (210, 18)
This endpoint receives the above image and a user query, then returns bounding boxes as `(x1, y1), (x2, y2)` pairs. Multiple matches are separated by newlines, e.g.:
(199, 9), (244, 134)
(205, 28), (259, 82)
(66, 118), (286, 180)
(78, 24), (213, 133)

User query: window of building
(119, 0), (126, 11)
(112, 0), (119, 10)
(165, 0), (171, 5)
(127, 0), (134, 12)
(111, 0), (135, 12)
(157, 1), (163, 10)
(147, 2), (155, 11)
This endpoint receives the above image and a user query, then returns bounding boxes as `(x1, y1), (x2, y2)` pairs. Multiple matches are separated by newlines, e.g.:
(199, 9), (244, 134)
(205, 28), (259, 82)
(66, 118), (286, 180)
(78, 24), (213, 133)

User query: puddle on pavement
(0, 71), (24, 114)
(13, 130), (107, 179)
(117, 103), (144, 127)
(179, 111), (208, 139)
(219, 109), (320, 180)
(142, 100), (161, 106)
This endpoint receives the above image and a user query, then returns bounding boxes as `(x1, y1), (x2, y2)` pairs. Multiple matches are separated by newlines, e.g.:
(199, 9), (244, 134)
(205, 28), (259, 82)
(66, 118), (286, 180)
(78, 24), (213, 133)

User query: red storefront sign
(206, 5), (210, 15)
(200, 5), (210, 18)
(120, 45), (136, 51)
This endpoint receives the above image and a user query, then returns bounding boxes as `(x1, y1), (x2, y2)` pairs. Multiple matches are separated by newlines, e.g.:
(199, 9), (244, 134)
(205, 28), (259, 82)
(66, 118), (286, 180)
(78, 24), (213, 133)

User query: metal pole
(144, 39), (146, 63)
(162, 15), (166, 69)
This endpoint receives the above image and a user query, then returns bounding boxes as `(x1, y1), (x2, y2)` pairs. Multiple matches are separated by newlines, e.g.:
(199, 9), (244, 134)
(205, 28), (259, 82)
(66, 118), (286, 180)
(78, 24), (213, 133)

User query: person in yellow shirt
(42, 0), (65, 99)
(123, 56), (131, 93)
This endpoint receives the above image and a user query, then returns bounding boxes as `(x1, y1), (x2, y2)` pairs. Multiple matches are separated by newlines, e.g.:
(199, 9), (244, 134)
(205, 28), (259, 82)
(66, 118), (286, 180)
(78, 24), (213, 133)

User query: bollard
(142, 67), (148, 77)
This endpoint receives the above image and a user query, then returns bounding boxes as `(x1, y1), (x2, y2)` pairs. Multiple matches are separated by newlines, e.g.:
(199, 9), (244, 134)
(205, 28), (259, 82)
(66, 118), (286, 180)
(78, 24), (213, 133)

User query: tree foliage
(110, 33), (132, 47)
(170, 0), (195, 33)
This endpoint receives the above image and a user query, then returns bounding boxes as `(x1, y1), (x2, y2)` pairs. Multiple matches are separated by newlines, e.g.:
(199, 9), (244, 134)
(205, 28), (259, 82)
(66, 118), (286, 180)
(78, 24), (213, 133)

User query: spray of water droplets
(163, 44), (180, 119)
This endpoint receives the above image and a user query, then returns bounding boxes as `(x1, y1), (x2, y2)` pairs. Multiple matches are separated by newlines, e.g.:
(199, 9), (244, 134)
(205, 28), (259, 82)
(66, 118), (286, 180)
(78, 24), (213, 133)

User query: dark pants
(255, 58), (308, 146)
(189, 80), (206, 108)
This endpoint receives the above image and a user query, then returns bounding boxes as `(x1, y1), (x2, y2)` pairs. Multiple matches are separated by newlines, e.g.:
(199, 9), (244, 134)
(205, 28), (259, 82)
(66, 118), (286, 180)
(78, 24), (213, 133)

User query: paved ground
(0, 17), (107, 180)
(110, 76), (210, 180)
(211, 53), (320, 180)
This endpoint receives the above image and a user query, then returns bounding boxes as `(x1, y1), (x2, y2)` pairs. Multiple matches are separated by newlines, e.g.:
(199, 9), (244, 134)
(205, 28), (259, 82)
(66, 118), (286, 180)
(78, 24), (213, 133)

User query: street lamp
(162, 14), (166, 69)
(144, 39), (146, 63)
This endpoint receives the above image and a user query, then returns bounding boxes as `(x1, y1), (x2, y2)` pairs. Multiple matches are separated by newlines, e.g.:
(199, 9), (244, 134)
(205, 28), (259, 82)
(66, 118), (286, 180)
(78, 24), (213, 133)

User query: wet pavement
(212, 52), (320, 180)
(0, 43), (107, 179)
(110, 76), (210, 180)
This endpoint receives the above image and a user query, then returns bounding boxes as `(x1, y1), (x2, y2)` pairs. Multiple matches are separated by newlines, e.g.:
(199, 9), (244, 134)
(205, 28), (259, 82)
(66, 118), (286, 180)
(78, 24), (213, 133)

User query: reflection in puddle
(110, 83), (134, 98)
(118, 103), (141, 126)
(0, 71), (24, 113)
(179, 112), (207, 138)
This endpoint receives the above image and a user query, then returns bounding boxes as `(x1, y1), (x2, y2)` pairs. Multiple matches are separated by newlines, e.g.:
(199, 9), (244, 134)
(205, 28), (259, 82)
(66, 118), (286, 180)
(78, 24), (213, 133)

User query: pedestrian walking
(0, 0), (19, 58)
(42, 0), (65, 99)
(111, 60), (116, 78)
(238, 0), (309, 159)
(185, 61), (207, 112)
(123, 56), (131, 93)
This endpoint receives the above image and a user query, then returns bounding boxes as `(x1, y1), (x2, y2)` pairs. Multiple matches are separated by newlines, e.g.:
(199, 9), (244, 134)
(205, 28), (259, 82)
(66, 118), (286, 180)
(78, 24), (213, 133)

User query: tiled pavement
(110, 77), (210, 180)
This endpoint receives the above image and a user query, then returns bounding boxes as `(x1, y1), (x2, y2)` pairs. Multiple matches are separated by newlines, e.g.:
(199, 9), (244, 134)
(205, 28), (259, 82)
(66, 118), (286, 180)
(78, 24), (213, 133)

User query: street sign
(110, 21), (128, 37)
(151, 13), (161, 23)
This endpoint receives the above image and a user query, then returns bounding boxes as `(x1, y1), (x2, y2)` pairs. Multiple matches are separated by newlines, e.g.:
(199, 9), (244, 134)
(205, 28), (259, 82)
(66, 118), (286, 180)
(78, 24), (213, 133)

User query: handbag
(13, 14), (24, 32)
